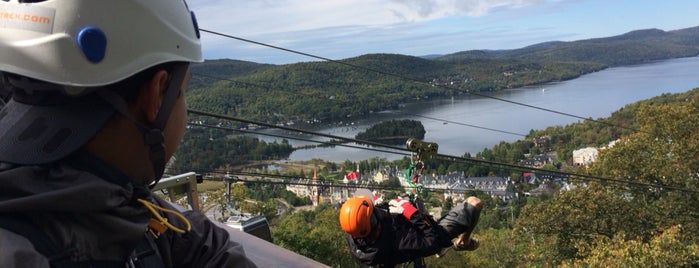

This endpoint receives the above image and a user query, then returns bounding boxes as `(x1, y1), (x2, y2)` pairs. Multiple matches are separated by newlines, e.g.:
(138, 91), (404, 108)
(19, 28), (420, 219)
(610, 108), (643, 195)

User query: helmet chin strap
(146, 63), (188, 186)
(97, 63), (189, 187)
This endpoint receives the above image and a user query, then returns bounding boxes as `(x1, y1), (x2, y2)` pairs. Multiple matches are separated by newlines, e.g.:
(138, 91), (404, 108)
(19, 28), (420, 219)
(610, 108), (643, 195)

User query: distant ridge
(419, 54), (444, 59)
(435, 27), (699, 66)
(194, 26), (699, 69)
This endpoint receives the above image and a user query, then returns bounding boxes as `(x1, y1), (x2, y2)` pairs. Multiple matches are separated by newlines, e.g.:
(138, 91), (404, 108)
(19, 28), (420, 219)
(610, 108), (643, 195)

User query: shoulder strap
(129, 234), (166, 268)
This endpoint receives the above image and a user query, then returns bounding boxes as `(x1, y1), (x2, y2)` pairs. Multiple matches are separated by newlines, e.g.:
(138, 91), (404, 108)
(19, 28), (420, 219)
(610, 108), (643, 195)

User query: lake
(247, 56), (699, 162)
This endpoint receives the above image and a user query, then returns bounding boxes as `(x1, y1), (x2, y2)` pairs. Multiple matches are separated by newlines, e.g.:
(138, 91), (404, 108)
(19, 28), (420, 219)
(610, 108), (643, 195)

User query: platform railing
(153, 172), (329, 267)
(152, 172), (201, 211)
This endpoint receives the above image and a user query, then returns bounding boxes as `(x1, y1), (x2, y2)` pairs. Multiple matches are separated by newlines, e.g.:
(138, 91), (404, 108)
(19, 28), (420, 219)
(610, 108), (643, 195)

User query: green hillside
(187, 55), (602, 125)
(186, 26), (699, 126)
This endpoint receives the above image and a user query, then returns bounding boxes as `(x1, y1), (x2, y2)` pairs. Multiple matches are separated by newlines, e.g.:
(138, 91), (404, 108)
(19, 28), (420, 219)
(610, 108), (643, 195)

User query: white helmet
(0, 0), (202, 87)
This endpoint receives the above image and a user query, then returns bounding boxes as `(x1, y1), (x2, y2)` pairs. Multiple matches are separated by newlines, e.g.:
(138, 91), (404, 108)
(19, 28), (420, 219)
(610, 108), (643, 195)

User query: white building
(286, 179), (312, 197)
(573, 147), (599, 166)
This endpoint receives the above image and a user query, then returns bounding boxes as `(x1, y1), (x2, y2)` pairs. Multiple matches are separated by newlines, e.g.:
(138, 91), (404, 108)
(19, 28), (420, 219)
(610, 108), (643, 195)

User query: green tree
(229, 183), (249, 211)
(203, 188), (228, 220)
(355, 119), (426, 145)
(243, 198), (278, 222)
(272, 204), (357, 267)
(425, 228), (528, 268)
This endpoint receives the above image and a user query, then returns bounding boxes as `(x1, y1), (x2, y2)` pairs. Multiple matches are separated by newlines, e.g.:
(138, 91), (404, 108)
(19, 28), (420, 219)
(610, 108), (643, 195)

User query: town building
(573, 147), (599, 166)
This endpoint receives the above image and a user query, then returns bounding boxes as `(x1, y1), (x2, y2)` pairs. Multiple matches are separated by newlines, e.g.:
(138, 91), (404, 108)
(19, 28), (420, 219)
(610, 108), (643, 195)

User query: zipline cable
(394, 111), (528, 137)
(189, 122), (410, 157)
(188, 109), (699, 195)
(169, 168), (492, 194)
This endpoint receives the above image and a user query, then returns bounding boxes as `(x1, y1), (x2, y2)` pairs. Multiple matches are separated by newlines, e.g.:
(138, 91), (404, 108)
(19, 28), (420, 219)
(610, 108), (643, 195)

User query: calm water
(249, 56), (699, 162)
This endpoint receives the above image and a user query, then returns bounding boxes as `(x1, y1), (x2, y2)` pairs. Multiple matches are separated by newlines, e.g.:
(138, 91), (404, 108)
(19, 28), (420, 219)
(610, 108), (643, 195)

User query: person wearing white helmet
(0, 0), (256, 267)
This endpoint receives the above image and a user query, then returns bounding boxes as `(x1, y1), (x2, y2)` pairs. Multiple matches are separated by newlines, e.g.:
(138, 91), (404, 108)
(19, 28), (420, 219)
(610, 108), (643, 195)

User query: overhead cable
(395, 112), (527, 137)
(188, 109), (699, 195)
(188, 122), (410, 157)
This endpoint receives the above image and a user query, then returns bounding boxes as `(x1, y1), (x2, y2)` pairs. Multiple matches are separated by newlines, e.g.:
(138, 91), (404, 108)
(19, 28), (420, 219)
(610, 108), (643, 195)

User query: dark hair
(1, 61), (183, 105)
(106, 62), (181, 102)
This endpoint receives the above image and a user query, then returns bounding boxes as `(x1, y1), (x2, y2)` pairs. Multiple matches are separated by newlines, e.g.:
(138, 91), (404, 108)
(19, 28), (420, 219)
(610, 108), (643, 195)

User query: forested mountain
(186, 26), (699, 126)
(437, 27), (699, 66)
(187, 54), (602, 125)
(189, 59), (271, 89)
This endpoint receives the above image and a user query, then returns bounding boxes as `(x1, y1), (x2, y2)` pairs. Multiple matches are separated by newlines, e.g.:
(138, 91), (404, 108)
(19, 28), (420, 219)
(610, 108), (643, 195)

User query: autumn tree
(560, 225), (699, 267)
(514, 182), (648, 265)
(515, 100), (699, 266)
(590, 102), (699, 242)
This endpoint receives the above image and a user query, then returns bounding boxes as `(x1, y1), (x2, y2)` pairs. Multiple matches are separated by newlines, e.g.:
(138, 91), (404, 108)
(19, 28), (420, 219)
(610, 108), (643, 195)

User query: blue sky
(187, 0), (699, 64)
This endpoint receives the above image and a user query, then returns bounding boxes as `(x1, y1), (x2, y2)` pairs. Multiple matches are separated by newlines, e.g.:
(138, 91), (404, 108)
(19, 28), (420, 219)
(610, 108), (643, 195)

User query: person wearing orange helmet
(0, 0), (255, 267)
(340, 194), (482, 267)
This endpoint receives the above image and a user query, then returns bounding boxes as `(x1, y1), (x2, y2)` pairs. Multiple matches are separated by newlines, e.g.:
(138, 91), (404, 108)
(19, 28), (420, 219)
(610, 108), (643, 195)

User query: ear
(140, 70), (169, 124)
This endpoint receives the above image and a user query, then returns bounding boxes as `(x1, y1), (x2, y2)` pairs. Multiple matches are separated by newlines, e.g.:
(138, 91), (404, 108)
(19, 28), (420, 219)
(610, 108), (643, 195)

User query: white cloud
(185, 0), (698, 64)
(189, 0), (552, 36)
(389, 0), (549, 18)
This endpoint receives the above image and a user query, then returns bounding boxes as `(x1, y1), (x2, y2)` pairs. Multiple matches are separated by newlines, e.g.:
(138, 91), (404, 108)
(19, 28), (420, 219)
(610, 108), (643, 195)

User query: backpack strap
(128, 233), (166, 268)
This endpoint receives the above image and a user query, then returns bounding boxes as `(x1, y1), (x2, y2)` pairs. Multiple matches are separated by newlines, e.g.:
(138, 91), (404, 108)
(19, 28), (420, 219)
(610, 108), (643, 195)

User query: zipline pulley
(404, 138), (439, 198)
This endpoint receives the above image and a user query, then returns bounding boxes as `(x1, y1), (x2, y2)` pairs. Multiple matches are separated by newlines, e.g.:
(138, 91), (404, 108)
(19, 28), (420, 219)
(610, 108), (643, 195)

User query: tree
(342, 160), (355, 172)
(590, 102), (699, 241)
(425, 228), (528, 268)
(355, 119), (426, 145)
(203, 188), (228, 220)
(514, 182), (648, 265)
(441, 196), (453, 218)
(560, 225), (699, 267)
(272, 204), (357, 267)
(514, 100), (699, 266)
(229, 183), (249, 211)
(243, 198), (278, 222)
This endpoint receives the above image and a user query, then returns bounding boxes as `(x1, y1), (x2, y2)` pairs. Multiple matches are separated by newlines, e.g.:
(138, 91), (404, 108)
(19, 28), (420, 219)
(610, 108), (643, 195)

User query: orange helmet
(339, 196), (374, 238)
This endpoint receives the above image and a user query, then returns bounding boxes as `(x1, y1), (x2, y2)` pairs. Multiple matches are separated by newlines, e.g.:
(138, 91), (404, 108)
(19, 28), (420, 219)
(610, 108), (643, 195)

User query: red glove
(389, 198), (418, 219)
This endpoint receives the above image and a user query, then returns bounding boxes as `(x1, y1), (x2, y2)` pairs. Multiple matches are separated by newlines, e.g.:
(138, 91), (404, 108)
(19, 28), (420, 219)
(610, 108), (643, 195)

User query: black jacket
(0, 152), (256, 268)
(346, 204), (452, 267)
